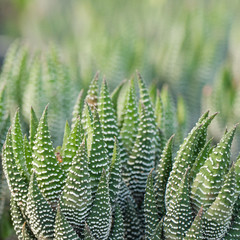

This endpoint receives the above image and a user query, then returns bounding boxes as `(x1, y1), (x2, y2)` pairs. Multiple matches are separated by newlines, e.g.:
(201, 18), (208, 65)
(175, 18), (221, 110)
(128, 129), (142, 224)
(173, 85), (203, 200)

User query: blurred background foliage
(1, 0), (240, 238)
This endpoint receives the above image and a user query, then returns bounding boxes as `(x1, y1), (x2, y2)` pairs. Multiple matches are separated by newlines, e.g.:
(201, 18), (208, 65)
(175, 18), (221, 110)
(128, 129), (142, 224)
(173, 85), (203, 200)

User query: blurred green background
(1, 0), (240, 238)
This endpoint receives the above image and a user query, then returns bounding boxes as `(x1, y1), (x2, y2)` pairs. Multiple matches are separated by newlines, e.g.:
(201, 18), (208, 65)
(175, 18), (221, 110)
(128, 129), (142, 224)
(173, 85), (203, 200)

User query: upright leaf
(144, 169), (159, 239)
(154, 135), (174, 217)
(26, 173), (55, 239)
(165, 112), (216, 208)
(10, 197), (36, 240)
(61, 117), (83, 175)
(98, 79), (128, 167)
(72, 89), (84, 127)
(12, 110), (29, 179)
(29, 107), (39, 149)
(191, 125), (236, 212)
(54, 207), (80, 240)
(109, 139), (122, 205)
(163, 170), (194, 240)
(108, 204), (124, 240)
(126, 104), (155, 203)
(60, 141), (92, 232)
(120, 79), (139, 153)
(87, 169), (112, 240)
(85, 72), (99, 109)
(32, 106), (64, 206)
(88, 111), (109, 195)
(2, 129), (29, 211)
(202, 165), (238, 239)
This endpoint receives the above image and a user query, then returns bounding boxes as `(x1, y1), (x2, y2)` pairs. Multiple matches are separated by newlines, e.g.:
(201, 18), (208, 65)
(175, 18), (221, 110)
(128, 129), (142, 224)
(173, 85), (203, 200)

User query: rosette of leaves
(2, 74), (240, 239)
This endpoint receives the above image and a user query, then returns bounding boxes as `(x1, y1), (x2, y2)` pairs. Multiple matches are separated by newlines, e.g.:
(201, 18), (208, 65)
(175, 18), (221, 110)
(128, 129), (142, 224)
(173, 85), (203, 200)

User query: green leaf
(189, 138), (213, 185)
(154, 135), (174, 217)
(87, 169), (111, 240)
(72, 89), (84, 127)
(82, 103), (94, 155)
(12, 110), (29, 179)
(144, 169), (159, 239)
(88, 111), (109, 195)
(10, 196), (36, 240)
(84, 223), (95, 240)
(85, 72), (99, 110)
(110, 79), (126, 112)
(2, 129), (29, 211)
(163, 169), (194, 240)
(137, 72), (160, 161)
(161, 85), (176, 139)
(60, 140), (92, 232)
(165, 112), (216, 208)
(126, 103), (156, 203)
(32, 106), (64, 206)
(23, 135), (33, 175)
(191, 125), (236, 212)
(98, 79), (128, 167)
(151, 218), (164, 240)
(26, 173), (55, 239)
(117, 179), (142, 239)
(54, 207), (80, 240)
(62, 120), (71, 152)
(109, 204), (124, 240)
(202, 165), (238, 239)
(183, 208), (203, 240)
(120, 79), (139, 153)
(29, 107), (39, 149)
(109, 139), (122, 205)
(61, 117), (83, 175)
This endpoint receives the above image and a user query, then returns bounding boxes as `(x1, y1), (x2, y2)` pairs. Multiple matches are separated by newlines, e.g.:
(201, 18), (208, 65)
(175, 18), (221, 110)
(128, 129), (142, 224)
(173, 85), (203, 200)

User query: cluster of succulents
(2, 73), (240, 239)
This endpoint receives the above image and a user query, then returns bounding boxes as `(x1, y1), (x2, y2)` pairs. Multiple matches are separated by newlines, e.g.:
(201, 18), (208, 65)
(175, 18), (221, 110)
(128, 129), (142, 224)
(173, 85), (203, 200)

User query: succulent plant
(2, 74), (240, 239)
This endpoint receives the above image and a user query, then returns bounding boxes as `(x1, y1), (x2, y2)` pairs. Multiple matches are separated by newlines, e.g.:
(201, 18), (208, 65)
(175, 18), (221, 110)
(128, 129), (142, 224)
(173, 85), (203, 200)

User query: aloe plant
(2, 74), (240, 239)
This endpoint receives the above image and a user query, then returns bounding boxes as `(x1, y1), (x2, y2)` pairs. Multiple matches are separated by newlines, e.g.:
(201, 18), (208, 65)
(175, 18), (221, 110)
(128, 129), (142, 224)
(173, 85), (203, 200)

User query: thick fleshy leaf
(10, 196), (36, 240)
(71, 89), (84, 127)
(61, 117), (83, 175)
(108, 204), (124, 240)
(88, 111), (109, 195)
(12, 110), (29, 179)
(126, 103), (155, 203)
(120, 79), (139, 153)
(191, 125), (236, 212)
(87, 169), (112, 240)
(98, 79), (128, 167)
(154, 135), (174, 217)
(62, 121), (71, 152)
(109, 139), (122, 205)
(202, 165), (238, 239)
(85, 72), (99, 109)
(54, 207), (80, 240)
(165, 112), (216, 208)
(183, 208), (203, 240)
(29, 107), (39, 149)
(60, 141), (92, 232)
(2, 129), (29, 211)
(117, 179), (142, 239)
(151, 218), (164, 240)
(32, 106), (64, 206)
(164, 170), (194, 240)
(144, 169), (159, 239)
(23, 135), (33, 175)
(26, 173), (55, 239)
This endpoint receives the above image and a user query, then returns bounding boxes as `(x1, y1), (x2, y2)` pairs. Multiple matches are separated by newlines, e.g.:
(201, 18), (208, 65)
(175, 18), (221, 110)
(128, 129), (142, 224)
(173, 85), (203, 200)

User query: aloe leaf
(26, 173), (55, 239)
(191, 125), (236, 212)
(54, 207), (80, 240)
(164, 169), (194, 240)
(87, 169), (111, 240)
(154, 135), (174, 217)
(144, 169), (159, 239)
(32, 106), (64, 206)
(60, 140), (92, 232)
